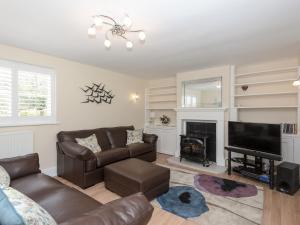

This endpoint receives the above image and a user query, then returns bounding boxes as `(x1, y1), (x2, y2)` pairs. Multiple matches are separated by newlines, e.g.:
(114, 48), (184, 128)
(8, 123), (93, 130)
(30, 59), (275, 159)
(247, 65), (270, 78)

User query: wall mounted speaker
(276, 162), (299, 195)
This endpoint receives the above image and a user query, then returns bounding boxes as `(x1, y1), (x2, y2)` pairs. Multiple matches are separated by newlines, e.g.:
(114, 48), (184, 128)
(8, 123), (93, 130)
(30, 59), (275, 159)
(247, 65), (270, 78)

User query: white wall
(0, 44), (146, 172)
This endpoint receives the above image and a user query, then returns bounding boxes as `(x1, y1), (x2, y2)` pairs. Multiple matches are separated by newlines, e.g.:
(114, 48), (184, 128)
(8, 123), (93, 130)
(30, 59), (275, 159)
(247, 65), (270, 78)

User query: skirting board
(42, 167), (57, 177)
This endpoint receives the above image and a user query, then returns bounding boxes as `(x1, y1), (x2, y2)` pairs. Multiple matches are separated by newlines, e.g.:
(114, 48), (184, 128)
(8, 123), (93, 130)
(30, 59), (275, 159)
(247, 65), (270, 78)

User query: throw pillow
(0, 165), (10, 188)
(76, 134), (101, 153)
(0, 188), (24, 225)
(3, 187), (57, 225)
(126, 129), (144, 145)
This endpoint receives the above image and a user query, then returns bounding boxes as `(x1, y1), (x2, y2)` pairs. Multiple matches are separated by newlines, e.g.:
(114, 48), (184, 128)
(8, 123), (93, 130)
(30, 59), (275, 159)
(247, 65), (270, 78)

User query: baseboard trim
(42, 167), (57, 177)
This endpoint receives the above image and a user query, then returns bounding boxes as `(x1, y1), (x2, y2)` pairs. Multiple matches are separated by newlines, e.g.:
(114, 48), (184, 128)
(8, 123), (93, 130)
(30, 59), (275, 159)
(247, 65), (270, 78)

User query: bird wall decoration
(81, 83), (115, 104)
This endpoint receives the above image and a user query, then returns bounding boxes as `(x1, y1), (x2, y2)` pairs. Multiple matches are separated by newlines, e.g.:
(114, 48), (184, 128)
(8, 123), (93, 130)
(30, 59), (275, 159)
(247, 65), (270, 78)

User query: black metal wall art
(81, 83), (115, 104)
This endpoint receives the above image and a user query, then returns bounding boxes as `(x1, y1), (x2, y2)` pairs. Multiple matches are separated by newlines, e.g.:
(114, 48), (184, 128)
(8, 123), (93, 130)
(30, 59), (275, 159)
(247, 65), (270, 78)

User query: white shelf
(145, 125), (176, 129)
(148, 85), (176, 90)
(236, 105), (298, 109)
(145, 107), (176, 110)
(236, 66), (298, 78)
(235, 91), (297, 97)
(148, 100), (177, 103)
(235, 79), (296, 86)
(146, 92), (177, 96)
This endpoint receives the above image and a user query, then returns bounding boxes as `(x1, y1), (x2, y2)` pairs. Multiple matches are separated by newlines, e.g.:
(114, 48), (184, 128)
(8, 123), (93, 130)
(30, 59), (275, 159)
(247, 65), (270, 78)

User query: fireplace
(180, 135), (209, 166)
(180, 122), (216, 166)
(176, 108), (226, 166)
(187, 122), (216, 162)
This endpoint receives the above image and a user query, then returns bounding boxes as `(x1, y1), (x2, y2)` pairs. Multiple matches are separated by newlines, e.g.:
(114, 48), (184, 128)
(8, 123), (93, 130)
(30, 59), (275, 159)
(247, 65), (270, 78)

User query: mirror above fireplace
(181, 77), (222, 108)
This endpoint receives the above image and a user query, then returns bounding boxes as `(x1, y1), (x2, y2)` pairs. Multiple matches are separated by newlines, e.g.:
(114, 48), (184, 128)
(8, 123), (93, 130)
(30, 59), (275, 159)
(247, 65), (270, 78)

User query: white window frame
(0, 59), (57, 127)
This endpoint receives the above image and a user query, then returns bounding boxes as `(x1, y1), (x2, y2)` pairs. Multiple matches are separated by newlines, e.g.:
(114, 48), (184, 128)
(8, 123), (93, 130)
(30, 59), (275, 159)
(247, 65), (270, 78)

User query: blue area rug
(157, 186), (209, 218)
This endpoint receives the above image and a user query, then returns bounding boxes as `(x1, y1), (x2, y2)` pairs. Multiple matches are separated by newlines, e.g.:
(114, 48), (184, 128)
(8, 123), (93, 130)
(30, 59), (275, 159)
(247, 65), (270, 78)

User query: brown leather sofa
(57, 126), (158, 188)
(0, 153), (154, 225)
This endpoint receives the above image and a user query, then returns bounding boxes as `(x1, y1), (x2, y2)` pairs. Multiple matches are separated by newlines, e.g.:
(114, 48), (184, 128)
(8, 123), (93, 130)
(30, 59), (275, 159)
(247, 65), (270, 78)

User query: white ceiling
(0, 0), (300, 79)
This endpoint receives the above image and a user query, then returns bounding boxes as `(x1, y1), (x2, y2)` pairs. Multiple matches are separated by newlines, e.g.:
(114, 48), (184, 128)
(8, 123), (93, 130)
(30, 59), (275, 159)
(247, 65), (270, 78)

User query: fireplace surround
(176, 108), (226, 166)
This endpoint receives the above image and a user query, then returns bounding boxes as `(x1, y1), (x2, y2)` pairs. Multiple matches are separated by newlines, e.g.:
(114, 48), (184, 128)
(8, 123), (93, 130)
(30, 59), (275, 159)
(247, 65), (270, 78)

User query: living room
(0, 1), (299, 225)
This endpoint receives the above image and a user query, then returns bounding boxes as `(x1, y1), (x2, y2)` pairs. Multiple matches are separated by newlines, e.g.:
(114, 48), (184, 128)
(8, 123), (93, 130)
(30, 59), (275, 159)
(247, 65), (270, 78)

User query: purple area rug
(194, 174), (257, 198)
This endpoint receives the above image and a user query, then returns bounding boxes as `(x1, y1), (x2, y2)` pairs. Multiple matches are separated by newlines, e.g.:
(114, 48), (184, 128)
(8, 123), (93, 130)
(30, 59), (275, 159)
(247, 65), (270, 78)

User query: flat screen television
(228, 121), (281, 156)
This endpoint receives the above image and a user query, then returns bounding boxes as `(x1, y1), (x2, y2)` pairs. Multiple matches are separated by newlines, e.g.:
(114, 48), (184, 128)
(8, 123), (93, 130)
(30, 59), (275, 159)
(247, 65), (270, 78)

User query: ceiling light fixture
(88, 14), (146, 50)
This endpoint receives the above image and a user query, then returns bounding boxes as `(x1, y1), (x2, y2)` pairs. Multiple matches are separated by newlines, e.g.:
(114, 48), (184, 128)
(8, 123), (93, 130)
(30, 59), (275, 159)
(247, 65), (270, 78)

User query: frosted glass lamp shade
(104, 39), (111, 48)
(126, 41), (133, 49)
(123, 16), (132, 28)
(88, 27), (96, 36)
(138, 31), (146, 41)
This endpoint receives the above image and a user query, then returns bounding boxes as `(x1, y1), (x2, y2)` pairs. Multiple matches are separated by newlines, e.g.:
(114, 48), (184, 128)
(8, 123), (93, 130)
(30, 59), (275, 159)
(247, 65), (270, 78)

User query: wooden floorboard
(56, 153), (300, 225)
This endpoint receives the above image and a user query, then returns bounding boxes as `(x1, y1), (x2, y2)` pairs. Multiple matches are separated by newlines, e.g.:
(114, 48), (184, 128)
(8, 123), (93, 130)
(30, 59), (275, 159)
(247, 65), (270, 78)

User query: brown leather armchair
(57, 126), (158, 188)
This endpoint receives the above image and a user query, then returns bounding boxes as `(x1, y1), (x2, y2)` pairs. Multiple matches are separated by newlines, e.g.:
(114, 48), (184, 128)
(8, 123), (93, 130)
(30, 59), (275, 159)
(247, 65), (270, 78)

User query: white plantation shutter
(0, 59), (56, 126)
(18, 70), (52, 117)
(0, 65), (12, 117)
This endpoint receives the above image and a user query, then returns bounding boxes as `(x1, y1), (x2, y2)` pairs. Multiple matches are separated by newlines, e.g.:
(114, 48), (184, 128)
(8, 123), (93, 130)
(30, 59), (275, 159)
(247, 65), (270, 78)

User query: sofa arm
(143, 133), (158, 145)
(0, 153), (41, 180)
(58, 142), (96, 161)
(59, 193), (153, 225)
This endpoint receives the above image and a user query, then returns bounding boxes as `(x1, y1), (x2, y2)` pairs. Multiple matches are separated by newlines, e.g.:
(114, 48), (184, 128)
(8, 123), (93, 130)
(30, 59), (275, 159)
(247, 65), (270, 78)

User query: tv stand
(225, 146), (282, 189)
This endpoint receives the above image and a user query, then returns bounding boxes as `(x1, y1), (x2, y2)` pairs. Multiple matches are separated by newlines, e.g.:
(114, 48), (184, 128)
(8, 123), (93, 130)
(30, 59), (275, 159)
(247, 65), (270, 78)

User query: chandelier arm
(105, 29), (112, 40)
(103, 21), (115, 26)
(126, 29), (144, 33)
(98, 15), (117, 24)
(119, 35), (128, 40)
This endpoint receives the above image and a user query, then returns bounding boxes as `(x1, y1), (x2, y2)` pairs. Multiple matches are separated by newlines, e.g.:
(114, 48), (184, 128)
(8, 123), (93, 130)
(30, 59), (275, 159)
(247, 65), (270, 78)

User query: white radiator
(0, 131), (33, 159)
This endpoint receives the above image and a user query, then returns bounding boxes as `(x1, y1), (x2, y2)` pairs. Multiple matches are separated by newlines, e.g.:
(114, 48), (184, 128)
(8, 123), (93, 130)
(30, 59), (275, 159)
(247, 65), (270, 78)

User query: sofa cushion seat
(127, 143), (153, 157)
(11, 173), (64, 199)
(95, 148), (130, 167)
(11, 173), (102, 223)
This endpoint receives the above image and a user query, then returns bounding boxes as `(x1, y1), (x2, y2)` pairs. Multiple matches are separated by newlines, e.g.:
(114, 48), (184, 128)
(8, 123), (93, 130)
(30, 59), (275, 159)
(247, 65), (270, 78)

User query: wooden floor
(57, 154), (300, 225)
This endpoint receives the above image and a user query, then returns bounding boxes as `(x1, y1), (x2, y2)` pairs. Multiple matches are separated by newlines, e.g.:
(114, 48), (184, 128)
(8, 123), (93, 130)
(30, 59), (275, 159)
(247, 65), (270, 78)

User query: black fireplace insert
(180, 122), (217, 165)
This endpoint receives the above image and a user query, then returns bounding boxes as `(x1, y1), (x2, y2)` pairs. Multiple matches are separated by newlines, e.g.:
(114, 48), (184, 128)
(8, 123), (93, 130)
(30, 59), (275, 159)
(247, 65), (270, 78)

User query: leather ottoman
(104, 158), (170, 200)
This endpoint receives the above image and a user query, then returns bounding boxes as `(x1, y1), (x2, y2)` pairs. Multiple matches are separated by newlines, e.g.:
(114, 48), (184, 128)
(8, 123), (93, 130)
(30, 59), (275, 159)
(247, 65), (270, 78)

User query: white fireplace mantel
(176, 107), (227, 166)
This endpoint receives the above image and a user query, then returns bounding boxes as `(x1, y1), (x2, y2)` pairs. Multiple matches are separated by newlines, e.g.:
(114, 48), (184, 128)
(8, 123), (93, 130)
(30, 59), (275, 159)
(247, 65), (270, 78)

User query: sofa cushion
(10, 173), (66, 200)
(76, 134), (101, 153)
(0, 188), (24, 225)
(95, 148), (130, 167)
(11, 173), (102, 223)
(126, 129), (144, 145)
(106, 126), (134, 148)
(127, 143), (153, 157)
(57, 128), (111, 150)
(3, 187), (57, 225)
(0, 165), (10, 188)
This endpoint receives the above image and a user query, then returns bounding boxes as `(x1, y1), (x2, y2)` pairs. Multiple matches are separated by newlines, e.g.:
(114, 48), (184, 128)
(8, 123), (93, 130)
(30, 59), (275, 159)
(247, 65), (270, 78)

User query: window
(182, 78), (222, 108)
(0, 60), (56, 126)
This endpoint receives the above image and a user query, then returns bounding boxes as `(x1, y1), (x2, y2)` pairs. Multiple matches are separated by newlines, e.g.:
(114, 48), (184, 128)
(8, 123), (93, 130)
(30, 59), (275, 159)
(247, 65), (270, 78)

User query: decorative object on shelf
(130, 93), (140, 103)
(81, 83), (114, 104)
(241, 85), (248, 91)
(149, 111), (156, 124)
(88, 14), (146, 50)
(282, 123), (297, 134)
(160, 114), (170, 125)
